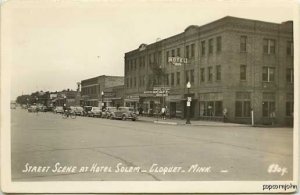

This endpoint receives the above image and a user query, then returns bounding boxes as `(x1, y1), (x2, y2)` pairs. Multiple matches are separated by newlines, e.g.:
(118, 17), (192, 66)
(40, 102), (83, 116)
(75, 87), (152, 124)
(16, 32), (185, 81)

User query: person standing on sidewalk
(161, 106), (166, 120)
(223, 108), (228, 123)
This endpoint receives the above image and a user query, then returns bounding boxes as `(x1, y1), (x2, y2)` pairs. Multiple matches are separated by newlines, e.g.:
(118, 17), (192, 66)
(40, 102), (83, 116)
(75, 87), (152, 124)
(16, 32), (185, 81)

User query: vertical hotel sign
(168, 57), (188, 66)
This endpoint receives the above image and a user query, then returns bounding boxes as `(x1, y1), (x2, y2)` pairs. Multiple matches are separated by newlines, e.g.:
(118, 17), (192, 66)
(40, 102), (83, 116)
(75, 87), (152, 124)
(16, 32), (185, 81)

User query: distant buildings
(124, 16), (294, 125)
(80, 75), (124, 107)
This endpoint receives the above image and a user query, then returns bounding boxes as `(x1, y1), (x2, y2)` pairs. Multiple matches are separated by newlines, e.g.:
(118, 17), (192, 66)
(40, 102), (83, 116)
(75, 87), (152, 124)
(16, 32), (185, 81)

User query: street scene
(11, 107), (293, 181)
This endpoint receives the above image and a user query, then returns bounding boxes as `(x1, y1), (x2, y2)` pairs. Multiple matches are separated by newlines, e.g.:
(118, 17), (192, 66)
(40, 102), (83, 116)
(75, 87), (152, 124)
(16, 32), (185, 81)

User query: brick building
(124, 16), (293, 125)
(81, 75), (124, 107)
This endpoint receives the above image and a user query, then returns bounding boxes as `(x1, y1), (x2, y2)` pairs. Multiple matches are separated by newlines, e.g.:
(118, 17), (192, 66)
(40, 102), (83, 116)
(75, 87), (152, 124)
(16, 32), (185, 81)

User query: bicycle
(62, 110), (76, 119)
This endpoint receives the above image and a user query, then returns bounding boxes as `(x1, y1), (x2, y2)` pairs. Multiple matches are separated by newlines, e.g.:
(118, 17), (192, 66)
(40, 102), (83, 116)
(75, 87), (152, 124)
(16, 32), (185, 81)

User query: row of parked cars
(53, 106), (138, 121)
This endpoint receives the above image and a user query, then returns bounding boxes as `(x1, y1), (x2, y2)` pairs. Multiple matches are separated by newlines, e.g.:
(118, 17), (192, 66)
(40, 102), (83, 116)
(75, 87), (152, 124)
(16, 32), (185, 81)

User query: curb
(153, 121), (178, 125)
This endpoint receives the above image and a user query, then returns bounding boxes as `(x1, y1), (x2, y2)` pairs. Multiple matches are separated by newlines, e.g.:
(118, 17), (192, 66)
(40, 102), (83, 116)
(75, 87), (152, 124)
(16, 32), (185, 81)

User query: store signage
(187, 97), (192, 102)
(187, 101), (191, 107)
(168, 57), (188, 66)
(144, 87), (170, 97)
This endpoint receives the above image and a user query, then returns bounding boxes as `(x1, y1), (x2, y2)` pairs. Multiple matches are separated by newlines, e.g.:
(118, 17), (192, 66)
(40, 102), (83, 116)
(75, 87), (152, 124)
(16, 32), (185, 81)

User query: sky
(1, 0), (296, 100)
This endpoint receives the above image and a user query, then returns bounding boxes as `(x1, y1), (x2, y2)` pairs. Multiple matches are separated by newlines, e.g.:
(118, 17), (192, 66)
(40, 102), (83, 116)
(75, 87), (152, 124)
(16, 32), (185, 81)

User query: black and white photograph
(1, 0), (299, 193)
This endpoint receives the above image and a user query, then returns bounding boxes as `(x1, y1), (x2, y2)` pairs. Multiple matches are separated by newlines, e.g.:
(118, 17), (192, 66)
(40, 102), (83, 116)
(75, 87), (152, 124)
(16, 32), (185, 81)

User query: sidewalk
(137, 116), (249, 127)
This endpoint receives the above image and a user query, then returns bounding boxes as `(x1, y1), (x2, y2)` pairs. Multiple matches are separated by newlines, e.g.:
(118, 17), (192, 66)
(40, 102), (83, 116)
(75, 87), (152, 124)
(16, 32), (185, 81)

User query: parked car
(88, 107), (102, 117)
(111, 107), (137, 121)
(54, 106), (64, 114)
(71, 106), (84, 116)
(28, 105), (38, 112)
(82, 106), (93, 116)
(101, 107), (117, 119)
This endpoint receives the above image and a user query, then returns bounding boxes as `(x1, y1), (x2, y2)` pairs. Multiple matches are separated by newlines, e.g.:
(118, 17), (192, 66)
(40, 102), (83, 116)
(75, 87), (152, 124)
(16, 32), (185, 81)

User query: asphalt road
(11, 108), (293, 181)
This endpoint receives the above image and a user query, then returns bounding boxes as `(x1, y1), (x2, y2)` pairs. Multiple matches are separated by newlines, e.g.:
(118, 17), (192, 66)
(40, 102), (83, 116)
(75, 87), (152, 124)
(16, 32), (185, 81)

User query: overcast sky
(1, 0), (296, 100)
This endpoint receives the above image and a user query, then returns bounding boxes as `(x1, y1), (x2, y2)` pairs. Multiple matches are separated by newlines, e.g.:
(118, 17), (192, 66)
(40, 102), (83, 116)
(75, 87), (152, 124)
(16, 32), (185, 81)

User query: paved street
(11, 108), (293, 181)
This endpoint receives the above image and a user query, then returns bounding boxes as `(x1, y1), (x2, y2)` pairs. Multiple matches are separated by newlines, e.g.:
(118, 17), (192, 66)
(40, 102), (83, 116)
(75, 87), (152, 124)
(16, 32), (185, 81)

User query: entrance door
(170, 102), (176, 118)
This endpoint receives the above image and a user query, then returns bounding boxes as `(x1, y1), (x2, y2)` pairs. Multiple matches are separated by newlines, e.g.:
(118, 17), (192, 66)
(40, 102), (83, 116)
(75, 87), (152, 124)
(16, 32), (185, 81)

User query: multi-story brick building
(81, 75), (124, 107)
(124, 16), (293, 125)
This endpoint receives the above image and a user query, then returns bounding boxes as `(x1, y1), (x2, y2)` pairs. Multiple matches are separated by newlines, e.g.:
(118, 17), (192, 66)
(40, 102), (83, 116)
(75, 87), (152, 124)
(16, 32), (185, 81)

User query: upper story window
(191, 44), (195, 58)
(176, 72), (180, 85)
(240, 65), (246, 81)
(171, 73), (175, 86)
(190, 69), (194, 83)
(208, 67), (213, 81)
(166, 51), (169, 63)
(216, 65), (221, 81)
(287, 41), (293, 56)
(200, 68), (205, 82)
(177, 48), (181, 57)
(286, 68), (294, 84)
(201, 41), (206, 56)
(171, 49), (175, 57)
(240, 36), (247, 52)
(185, 70), (189, 83)
(209, 38), (213, 54)
(185, 45), (190, 58)
(263, 39), (276, 54)
(262, 67), (275, 82)
(216, 36), (222, 52)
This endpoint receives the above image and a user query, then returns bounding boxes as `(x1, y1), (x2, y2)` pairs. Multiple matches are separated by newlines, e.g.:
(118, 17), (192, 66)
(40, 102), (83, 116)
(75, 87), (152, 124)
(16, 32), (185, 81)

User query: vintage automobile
(83, 106), (93, 116)
(101, 107), (117, 119)
(111, 107), (137, 121)
(54, 106), (64, 114)
(28, 105), (38, 112)
(71, 106), (84, 116)
(88, 107), (102, 117)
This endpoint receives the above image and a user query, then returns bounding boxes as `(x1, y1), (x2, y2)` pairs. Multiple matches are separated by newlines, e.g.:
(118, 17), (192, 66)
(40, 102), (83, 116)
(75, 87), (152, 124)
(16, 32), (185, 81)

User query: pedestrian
(223, 108), (228, 123)
(138, 107), (143, 116)
(270, 110), (276, 125)
(161, 106), (166, 120)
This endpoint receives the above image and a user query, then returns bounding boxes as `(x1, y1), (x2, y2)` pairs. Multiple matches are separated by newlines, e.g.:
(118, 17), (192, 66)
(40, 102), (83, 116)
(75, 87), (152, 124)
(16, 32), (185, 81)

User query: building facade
(81, 75), (124, 107)
(124, 16), (294, 125)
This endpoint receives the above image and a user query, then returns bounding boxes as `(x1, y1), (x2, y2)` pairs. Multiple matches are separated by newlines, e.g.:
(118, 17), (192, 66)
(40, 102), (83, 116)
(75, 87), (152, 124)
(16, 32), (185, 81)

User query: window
(165, 74), (169, 85)
(201, 41), (206, 56)
(199, 101), (223, 117)
(262, 101), (275, 117)
(126, 78), (129, 88)
(216, 36), (222, 52)
(216, 65), (221, 81)
(166, 51), (169, 63)
(191, 44), (195, 58)
(177, 48), (181, 57)
(286, 101), (294, 116)
(287, 41), (293, 56)
(209, 38), (213, 54)
(200, 68), (205, 82)
(235, 92), (251, 117)
(240, 65), (246, 81)
(190, 69), (194, 83)
(262, 67), (275, 82)
(286, 68), (293, 83)
(171, 49), (175, 57)
(263, 39), (276, 54)
(185, 70), (189, 83)
(240, 36), (247, 52)
(208, 67), (213, 81)
(176, 72), (180, 85)
(185, 45), (190, 58)
(130, 78), (132, 88)
(134, 77), (136, 87)
(171, 73), (174, 86)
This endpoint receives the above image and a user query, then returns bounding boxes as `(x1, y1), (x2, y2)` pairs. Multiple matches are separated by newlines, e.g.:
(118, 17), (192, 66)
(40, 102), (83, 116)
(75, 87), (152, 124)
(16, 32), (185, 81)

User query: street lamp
(101, 91), (104, 109)
(186, 81), (191, 124)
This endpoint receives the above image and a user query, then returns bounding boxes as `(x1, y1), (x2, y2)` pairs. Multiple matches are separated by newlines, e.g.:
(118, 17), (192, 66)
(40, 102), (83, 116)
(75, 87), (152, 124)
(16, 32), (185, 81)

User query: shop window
(262, 101), (275, 117)
(199, 101), (223, 117)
